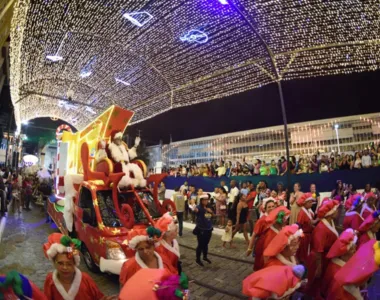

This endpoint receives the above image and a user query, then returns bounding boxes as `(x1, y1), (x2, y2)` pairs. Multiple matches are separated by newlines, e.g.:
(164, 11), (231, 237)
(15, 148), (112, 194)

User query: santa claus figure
(108, 131), (146, 188)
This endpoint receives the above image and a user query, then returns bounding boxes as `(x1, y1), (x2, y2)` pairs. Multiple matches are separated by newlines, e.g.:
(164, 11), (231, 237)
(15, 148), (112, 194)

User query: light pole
(334, 124), (340, 153)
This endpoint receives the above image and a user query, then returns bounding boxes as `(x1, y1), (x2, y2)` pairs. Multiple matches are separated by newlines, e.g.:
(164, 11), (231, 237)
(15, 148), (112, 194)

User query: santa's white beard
(119, 162), (147, 188)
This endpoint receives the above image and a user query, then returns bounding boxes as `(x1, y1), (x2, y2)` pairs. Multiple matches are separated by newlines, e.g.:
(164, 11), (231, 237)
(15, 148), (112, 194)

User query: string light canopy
(10, 0), (380, 130)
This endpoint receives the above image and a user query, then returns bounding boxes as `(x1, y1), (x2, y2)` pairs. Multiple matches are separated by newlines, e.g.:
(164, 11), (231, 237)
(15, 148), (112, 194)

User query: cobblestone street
(1, 206), (380, 299)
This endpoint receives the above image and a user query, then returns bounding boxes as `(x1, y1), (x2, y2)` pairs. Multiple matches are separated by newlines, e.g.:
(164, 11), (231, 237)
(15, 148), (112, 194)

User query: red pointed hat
(126, 227), (162, 250)
(358, 211), (380, 233)
(242, 265), (307, 299)
(326, 228), (358, 259)
(296, 192), (316, 206)
(317, 199), (339, 219)
(264, 224), (303, 257)
(155, 212), (177, 233)
(334, 239), (380, 286)
(265, 206), (291, 226)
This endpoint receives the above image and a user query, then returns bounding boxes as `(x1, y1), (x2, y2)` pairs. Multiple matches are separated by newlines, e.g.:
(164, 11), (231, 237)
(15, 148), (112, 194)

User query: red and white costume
(305, 200), (339, 297)
(242, 265), (307, 300)
(108, 131), (146, 188)
(43, 233), (104, 300)
(360, 192), (377, 220)
(254, 206), (290, 271)
(320, 229), (357, 297)
(119, 229), (176, 286)
(358, 211), (380, 249)
(343, 195), (364, 231)
(155, 213), (180, 272)
(296, 193), (316, 263)
(327, 239), (380, 300)
(252, 213), (270, 271)
(263, 224), (302, 268)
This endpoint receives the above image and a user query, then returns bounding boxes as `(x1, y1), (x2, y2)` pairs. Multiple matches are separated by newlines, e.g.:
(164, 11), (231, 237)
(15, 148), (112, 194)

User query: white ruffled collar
(322, 218), (339, 238)
(331, 258), (346, 267)
(270, 225), (280, 234)
(160, 239), (180, 258)
(52, 267), (82, 300)
(301, 207), (314, 220)
(135, 251), (164, 269)
(343, 284), (363, 300)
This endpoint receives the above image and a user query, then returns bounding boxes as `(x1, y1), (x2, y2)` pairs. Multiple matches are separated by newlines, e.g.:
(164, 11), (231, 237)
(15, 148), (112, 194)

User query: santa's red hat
(43, 233), (81, 266)
(296, 192), (316, 207)
(242, 265), (307, 299)
(264, 224), (303, 257)
(110, 130), (123, 141)
(317, 199), (339, 219)
(261, 197), (276, 213)
(265, 206), (291, 226)
(326, 228), (357, 259)
(126, 227), (162, 250)
(345, 194), (363, 211)
(155, 212), (177, 233)
(358, 211), (380, 233)
(334, 239), (380, 286)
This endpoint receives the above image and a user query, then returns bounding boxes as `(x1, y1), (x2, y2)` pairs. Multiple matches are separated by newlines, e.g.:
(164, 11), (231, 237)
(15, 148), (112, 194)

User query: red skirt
(297, 232), (311, 263)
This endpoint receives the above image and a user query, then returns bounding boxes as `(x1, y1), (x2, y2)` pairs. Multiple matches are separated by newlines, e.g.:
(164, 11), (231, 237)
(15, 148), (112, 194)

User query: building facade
(157, 113), (380, 167)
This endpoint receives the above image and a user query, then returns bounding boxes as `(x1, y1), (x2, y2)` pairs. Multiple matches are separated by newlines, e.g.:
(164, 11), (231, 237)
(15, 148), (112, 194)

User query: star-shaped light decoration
(94, 253), (100, 262)
(93, 199), (98, 206)
(99, 237), (105, 245)
(122, 239), (129, 246)
(81, 222), (87, 231)
(98, 222), (106, 231)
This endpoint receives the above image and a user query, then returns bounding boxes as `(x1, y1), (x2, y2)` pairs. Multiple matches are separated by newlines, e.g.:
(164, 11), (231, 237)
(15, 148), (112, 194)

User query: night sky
(2, 70), (380, 151)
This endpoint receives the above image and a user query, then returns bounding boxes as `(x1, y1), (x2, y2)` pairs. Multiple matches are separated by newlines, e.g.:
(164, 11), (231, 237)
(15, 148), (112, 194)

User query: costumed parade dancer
(296, 193), (319, 263)
(108, 131), (146, 188)
(327, 239), (380, 300)
(263, 224), (303, 268)
(320, 228), (357, 297)
(242, 265), (308, 300)
(253, 206), (291, 271)
(119, 269), (189, 300)
(360, 192), (377, 219)
(343, 194), (364, 231)
(155, 213), (181, 274)
(357, 210), (380, 248)
(43, 233), (110, 300)
(0, 271), (46, 300)
(305, 199), (339, 298)
(119, 227), (176, 286)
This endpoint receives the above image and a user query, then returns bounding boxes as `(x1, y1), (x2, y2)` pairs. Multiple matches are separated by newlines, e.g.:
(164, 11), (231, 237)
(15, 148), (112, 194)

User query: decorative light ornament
(123, 12), (153, 27)
(115, 78), (131, 86)
(80, 56), (96, 78)
(46, 55), (63, 62)
(218, 0), (229, 4)
(51, 117), (58, 121)
(180, 30), (209, 44)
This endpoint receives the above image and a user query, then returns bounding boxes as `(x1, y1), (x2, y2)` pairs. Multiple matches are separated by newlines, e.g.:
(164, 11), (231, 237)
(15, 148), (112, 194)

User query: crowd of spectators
(162, 146), (380, 177)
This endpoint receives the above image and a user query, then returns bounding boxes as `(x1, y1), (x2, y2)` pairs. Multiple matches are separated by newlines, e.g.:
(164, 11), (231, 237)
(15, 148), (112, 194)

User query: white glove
(134, 136), (141, 147)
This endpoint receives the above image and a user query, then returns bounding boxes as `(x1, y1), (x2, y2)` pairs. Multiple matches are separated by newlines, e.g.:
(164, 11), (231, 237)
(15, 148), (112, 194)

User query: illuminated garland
(9, 0), (380, 130)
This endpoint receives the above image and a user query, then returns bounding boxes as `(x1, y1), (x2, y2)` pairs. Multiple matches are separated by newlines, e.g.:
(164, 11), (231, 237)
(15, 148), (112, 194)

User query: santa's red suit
(252, 214), (269, 271)
(327, 239), (380, 300)
(242, 265), (307, 299)
(305, 200), (339, 297)
(296, 193), (316, 263)
(44, 270), (104, 300)
(320, 228), (357, 297)
(358, 211), (380, 249)
(343, 211), (364, 231)
(360, 192), (377, 219)
(254, 206), (290, 271)
(108, 131), (146, 188)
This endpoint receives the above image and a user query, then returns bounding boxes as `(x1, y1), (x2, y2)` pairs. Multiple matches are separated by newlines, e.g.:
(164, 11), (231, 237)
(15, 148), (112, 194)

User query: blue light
(80, 56), (96, 78)
(80, 70), (92, 78)
(115, 78), (131, 86)
(180, 30), (209, 44)
(123, 12), (153, 27)
(219, 0), (228, 4)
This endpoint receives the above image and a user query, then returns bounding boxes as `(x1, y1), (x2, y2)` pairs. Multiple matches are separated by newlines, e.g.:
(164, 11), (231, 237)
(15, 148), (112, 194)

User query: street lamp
(334, 124), (340, 153)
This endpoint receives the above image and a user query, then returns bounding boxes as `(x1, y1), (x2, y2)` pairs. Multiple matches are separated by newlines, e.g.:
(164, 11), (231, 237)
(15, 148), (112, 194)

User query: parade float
(47, 105), (176, 274)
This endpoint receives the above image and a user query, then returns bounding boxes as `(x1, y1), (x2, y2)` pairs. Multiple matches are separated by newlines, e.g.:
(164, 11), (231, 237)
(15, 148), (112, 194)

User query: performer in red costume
(119, 227), (176, 286)
(263, 224), (303, 268)
(242, 265), (307, 300)
(343, 194), (364, 231)
(328, 239), (380, 300)
(253, 206), (290, 271)
(360, 192), (377, 219)
(155, 212), (181, 274)
(246, 198), (275, 258)
(358, 210), (380, 248)
(296, 193), (319, 263)
(305, 199), (339, 298)
(320, 228), (357, 297)
(0, 271), (46, 300)
(43, 233), (109, 300)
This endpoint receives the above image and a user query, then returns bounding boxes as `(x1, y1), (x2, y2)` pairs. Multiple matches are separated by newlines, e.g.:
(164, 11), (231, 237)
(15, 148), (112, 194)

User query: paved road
(1, 206), (379, 299)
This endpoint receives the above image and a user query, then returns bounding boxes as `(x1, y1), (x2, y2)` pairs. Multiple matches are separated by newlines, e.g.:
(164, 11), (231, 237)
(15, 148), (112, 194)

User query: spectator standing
(193, 195), (214, 266)
(240, 182), (249, 196)
(309, 155), (319, 173)
(269, 160), (279, 175)
(0, 177), (6, 215)
(362, 149), (371, 168)
(220, 180), (229, 193)
(231, 194), (250, 245)
(172, 187), (185, 237)
(289, 156), (296, 174)
(259, 161), (269, 176)
(158, 182), (166, 201)
(196, 188), (204, 205)
(279, 157), (288, 176)
(253, 160), (261, 176)
(339, 155), (350, 170)
(23, 176), (33, 211)
(289, 182), (303, 224)
(228, 180), (239, 211)
(348, 155), (354, 169)
(215, 188), (227, 228)
(353, 152), (362, 169)
(276, 182), (287, 207)
(180, 181), (188, 193)
(310, 183), (320, 213)
(331, 180), (344, 202)
(225, 161), (232, 177)
(216, 164), (226, 177)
